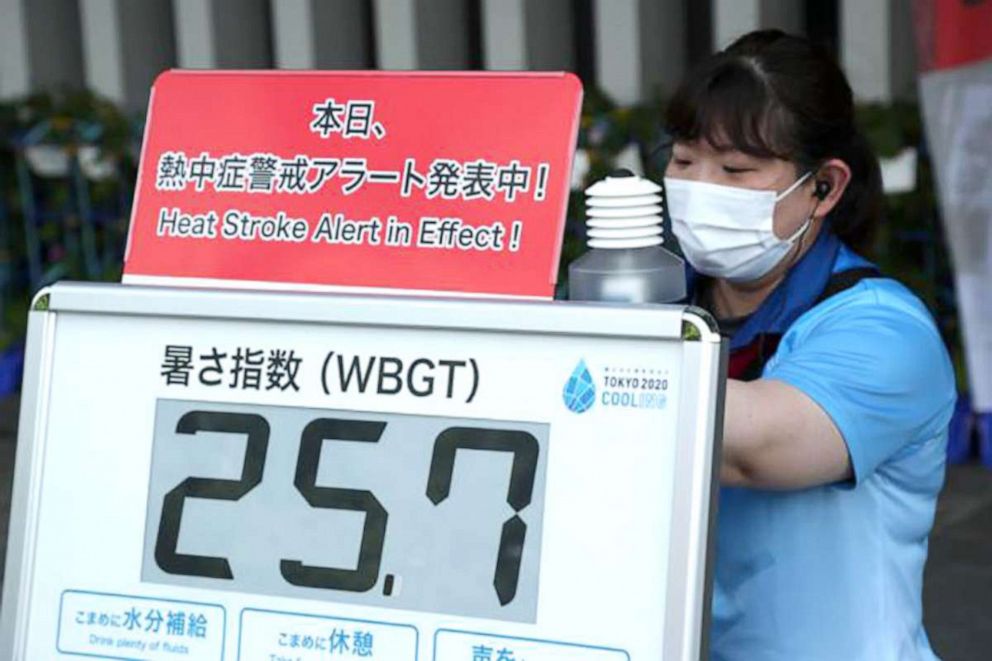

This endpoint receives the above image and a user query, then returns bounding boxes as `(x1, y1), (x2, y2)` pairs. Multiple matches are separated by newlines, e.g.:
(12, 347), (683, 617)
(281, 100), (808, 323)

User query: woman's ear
(811, 158), (852, 219)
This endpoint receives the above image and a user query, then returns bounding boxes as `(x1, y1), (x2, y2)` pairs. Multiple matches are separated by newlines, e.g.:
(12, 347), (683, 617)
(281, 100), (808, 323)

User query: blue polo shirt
(708, 239), (956, 660)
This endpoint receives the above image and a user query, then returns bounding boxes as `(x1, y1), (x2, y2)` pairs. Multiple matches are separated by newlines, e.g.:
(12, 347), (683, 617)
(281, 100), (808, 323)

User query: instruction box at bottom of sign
(57, 590), (226, 660)
(433, 629), (630, 661)
(237, 608), (419, 661)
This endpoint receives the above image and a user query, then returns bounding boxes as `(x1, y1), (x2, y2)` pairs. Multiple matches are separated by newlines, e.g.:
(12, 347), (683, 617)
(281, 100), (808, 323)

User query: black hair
(665, 29), (883, 254)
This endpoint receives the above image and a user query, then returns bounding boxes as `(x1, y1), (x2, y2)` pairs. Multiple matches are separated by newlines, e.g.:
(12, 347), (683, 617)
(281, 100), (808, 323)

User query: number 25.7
(154, 411), (538, 606)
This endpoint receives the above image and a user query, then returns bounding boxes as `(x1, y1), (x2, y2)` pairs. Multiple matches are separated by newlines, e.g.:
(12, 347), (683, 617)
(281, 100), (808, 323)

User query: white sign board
(1, 283), (723, 660)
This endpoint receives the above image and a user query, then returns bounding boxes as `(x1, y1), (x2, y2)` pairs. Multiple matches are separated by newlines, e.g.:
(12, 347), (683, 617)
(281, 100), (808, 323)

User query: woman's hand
(721, 378), (853, 489)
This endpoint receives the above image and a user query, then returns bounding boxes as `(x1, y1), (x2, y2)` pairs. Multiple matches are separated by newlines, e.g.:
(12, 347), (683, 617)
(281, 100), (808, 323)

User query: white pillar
(271, 0), (316, 69)
(374, 0), (417, 69)
(481, 0), (527, 70)
(0, 0), (30, 97)
(713, 0), (806, 51)
(594, 0), (686, 104)
(594, 0), (641, 104)
(80, 0), (125, 104)
(173, 0), (271, 69)
(80, 0), (175, 110)
(9, 0), (85, 92)
(274, 0), (372, 70)
(713, 0), (760, 50)
(172, 0), (216, 68)
(841, 0), (892, 101)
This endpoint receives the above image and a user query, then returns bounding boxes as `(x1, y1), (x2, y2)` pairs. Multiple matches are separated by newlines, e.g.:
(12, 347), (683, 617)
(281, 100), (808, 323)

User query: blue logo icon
(563, 360), (596, 413)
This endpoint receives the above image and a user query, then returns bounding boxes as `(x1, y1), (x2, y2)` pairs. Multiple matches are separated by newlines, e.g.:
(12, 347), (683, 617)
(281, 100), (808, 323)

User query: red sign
(915, 0), (992, 72)
(124, 71), (582, 298)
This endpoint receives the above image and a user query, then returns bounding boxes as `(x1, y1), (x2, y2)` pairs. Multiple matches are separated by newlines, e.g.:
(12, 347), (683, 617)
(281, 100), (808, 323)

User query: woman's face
(665, 139), (818, 240)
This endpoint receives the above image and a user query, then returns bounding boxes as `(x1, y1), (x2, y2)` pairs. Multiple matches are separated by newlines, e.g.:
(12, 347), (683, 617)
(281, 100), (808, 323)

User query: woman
(662, 31), (956, 660)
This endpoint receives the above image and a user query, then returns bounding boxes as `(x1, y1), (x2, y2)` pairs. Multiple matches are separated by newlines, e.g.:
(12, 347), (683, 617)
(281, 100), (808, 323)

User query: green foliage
(856, 101), (922, 158)
(2, 88), (135, 154)
(1, 89), (136, 353)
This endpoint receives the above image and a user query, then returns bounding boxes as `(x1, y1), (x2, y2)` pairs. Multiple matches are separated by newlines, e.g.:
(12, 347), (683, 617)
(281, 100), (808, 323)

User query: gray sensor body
(568, 174), (686, 304)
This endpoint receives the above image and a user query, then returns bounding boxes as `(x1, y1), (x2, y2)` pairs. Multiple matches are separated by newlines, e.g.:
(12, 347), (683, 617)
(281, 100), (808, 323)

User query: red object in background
(124, 71), (582, 298)
(915, 0), (992, 72)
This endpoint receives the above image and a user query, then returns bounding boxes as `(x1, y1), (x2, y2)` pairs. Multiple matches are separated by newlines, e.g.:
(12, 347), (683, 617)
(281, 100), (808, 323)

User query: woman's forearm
(721, 379), (853, 489)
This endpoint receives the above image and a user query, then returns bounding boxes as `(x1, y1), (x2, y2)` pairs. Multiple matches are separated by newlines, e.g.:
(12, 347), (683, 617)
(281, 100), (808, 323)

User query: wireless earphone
(814, 179), (831, 200)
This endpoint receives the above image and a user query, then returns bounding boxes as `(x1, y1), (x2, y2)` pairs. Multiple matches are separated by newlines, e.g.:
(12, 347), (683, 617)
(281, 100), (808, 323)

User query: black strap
(815, 267), (880, 305)
(729, 267), (881, 381)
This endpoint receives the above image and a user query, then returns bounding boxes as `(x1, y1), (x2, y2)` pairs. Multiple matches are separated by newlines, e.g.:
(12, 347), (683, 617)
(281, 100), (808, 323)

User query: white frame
(0, 282), (724, 660)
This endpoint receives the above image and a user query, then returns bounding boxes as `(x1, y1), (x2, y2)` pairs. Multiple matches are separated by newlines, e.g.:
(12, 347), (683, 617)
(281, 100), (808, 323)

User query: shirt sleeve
(763, 290), (955, 485)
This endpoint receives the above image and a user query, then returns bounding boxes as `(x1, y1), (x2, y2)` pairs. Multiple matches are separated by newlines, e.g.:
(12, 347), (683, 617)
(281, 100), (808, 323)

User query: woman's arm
(721, 378), (852, 489)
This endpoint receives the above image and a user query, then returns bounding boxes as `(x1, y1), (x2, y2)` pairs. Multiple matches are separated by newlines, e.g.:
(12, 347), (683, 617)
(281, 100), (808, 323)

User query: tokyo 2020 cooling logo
(563, 360), (596, 414)
(563, 359), (670, 414)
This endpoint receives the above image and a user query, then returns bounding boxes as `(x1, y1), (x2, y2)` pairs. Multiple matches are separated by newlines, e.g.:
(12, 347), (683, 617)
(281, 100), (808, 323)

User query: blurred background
(0, 1), (990, 658)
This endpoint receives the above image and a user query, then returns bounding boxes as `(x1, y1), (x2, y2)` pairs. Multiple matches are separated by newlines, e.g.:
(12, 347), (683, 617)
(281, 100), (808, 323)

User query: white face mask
(664, 172), (813, 282)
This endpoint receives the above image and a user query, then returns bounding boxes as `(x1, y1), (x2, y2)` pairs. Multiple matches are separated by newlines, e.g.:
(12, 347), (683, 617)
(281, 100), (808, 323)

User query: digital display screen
(142, 400), (549, 622)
